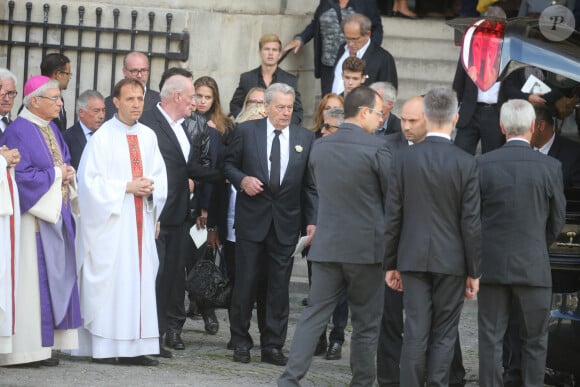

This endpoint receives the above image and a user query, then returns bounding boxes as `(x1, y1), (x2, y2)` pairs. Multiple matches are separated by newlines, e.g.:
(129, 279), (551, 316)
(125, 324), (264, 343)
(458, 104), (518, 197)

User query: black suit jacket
(140, 107), (221, 226)
(385, 130), (408, 151)
(223, 117), (317, 245)
(383, 114), (401, 136)
(548, 134), (580, 188)
(477, 140), (566, 287)
(105, 89), (160, 121)
(63, 122), (87, 170)
(229, 66), (303, 125)
(297, 0), (383, 78)
(452, 61), (508, 129)
(334, 42), (398, 90)
(384, 136), (481, 278)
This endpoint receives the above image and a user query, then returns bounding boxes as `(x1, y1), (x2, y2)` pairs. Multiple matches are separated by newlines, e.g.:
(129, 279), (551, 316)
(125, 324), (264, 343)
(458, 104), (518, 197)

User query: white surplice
(0, 161), (19, 354)
(74, 117), (167, 358)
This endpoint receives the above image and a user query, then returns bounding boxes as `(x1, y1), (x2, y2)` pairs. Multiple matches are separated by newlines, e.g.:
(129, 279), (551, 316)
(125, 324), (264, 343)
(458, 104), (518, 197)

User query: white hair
(22, 79), (60, 107)
(265, 83), (295, 104)
(500, 99), (535, 135)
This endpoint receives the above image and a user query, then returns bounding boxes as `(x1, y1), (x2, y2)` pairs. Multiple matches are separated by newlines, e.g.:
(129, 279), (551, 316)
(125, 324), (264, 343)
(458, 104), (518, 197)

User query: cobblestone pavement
(0, 260), (481, 386)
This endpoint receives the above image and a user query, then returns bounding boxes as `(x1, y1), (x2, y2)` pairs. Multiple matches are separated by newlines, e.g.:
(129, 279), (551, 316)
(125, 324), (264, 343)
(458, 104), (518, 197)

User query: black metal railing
(0, 1), (190, 120)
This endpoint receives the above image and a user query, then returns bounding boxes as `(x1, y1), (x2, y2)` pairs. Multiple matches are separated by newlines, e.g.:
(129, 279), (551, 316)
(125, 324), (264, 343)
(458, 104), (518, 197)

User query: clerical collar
(19, 106), (51, 127)
(426, 132), (451, 140)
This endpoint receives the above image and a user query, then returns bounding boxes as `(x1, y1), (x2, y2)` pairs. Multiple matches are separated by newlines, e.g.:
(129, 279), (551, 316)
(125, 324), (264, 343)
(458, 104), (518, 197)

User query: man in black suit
(230, 34), (303, 125)
(139, 71), (222, 358)
(371, 82), (400, 136)
(63, 90), (105, 170)
(385, 88), (481, 386)
(0, 68), (17, 140)
(532, 107), (580, 188)
(379, 95), (467, 387)
(224, 83), (317, 366)
(40, 53), (71, 133)
(477, 99), (566, 387)
(105, 51), (160, 121)
(331, 13), (397, 95)
(451, 6), (507, 155)
(279, 86), (390, 386)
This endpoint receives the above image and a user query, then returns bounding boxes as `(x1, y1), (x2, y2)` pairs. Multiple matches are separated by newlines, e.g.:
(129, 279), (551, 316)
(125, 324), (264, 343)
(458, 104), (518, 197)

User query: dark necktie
(269, 130), (281, 195)
(2, 116), (10, 126)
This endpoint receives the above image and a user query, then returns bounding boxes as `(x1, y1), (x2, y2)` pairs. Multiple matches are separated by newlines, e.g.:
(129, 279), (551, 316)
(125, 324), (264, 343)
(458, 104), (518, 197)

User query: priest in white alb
(75, 78), (167, 366)
(0, 145), (20, 354)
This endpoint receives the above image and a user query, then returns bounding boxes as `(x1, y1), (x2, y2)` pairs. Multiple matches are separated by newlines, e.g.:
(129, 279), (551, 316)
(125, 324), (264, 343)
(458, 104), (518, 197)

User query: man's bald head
(400, 96), (427, 143)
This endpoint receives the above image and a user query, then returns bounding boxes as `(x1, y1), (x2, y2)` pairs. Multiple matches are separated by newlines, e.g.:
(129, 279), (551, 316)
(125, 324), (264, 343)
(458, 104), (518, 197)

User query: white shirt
(0, 115), (9, 133)
(477, 82), (501, 104)
(156, 104), (190, 161)
(507, 137), (530, 145)
(266, 119), (289, 183)
(226, 185), (237, 242)
(331, 39), (371, 95)
(426, 132), (452, 141)
(537, 132), (555, 155)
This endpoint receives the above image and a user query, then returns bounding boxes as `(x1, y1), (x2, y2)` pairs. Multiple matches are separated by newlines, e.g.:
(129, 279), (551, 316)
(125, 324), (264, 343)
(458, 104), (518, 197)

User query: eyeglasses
(36, 95), (62, 103)
(127, 68), (149, 76)
(0, 91), (18, 99)
(321, 123), (340, 131)
(358, 106), (384, 118)
(59, 71), (73, 77)
(247, 99), (264, 106)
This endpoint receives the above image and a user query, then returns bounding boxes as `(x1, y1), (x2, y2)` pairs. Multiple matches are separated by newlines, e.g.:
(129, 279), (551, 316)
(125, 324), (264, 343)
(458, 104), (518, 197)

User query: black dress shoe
(202, 310), (219, 335)
(155, 346), (173, 358)
(314, 335), (327, 356)
(165, 331), (185, 350)
(233, 348), (251, 364)
(118, 356), (159, 366)
(261, 348), (288, 366)
(92, 357), (117, 365)
(325, 342), (342, 360)
(40, 357), (60, 366)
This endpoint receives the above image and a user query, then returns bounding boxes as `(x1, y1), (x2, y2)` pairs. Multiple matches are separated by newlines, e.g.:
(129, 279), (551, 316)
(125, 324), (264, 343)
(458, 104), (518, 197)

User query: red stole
(6, 170), (15, 334)
(126, 134), (143, 336)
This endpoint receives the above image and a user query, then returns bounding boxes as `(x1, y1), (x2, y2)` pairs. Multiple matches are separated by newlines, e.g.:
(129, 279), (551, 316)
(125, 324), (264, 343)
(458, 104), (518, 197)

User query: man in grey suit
(279, 86), (391, 387)
(385, 88), (481, 387)
(477, 99), (566, 387)
(224, 83), (317, 366)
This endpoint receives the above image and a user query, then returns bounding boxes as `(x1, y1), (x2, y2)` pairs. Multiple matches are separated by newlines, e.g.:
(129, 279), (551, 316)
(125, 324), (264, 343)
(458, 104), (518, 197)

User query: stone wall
(0, 0), (319, 125)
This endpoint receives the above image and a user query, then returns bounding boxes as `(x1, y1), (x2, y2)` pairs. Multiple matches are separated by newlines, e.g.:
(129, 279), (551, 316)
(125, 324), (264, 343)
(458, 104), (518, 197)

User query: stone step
(384, 36), (460, 62)
(383, 16), (457, 40)
(395, 57), (457, 83)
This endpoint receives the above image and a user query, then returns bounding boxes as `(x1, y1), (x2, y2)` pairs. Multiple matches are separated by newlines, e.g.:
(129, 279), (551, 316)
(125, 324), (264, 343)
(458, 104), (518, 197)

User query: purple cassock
(0, 116), (81, 346)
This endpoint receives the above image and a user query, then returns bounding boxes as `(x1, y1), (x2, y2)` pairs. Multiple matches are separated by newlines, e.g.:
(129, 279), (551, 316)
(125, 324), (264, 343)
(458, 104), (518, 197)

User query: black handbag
(186, 247), (232, 309)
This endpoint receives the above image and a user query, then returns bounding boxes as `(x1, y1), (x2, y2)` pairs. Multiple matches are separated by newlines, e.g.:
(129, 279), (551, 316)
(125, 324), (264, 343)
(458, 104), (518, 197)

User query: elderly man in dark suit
(139, 71), (222, 358)
(531, 105), (580, 188)
(477, 99), (566, 387)
(105, 51), (160, 121)
(331, 13), (397, 95)
(283, 0), (383, 95)
(224, 83), (317, 366)
(229, 34), (303, 125)
(371, 81), (400, 136)
(63, 90), (105, 170)
(279, 85), (391, 387)
(385, 88), (481, 387)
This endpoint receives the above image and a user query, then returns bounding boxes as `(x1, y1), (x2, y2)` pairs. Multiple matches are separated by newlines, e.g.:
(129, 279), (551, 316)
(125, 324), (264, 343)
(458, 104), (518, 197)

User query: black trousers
(229, 224), (295, 351)
(320, 64), (335, 96)
(155, 223), (188, 336)
(376, 285), (466, 387)
(454, 104), (505, 155)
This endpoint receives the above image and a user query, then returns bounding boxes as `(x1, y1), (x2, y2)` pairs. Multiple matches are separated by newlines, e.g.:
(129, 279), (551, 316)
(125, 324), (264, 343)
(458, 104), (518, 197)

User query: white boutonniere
(295, 145), (303, 153)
